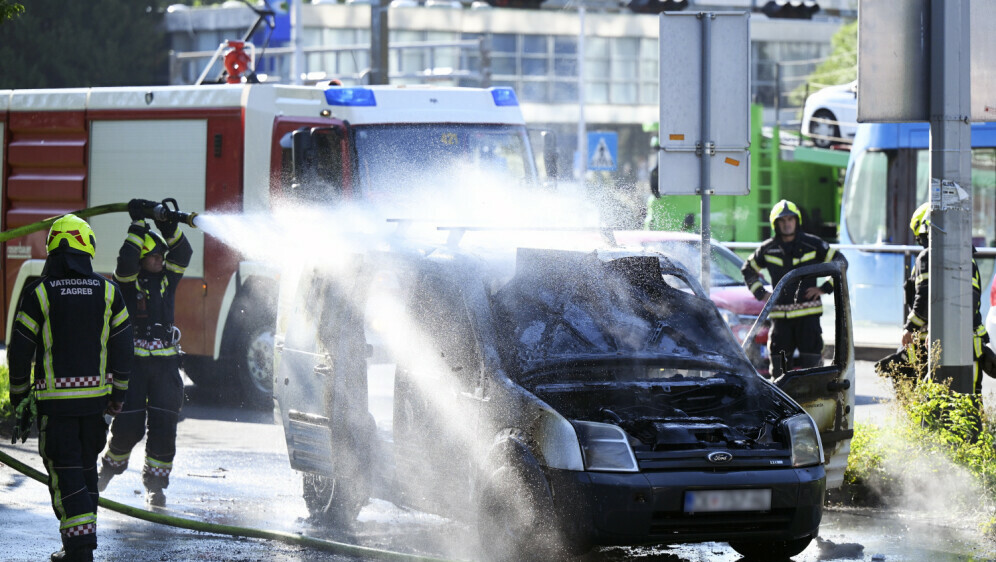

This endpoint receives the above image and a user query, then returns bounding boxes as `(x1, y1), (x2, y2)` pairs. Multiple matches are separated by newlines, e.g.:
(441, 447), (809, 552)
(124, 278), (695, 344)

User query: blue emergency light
(324, 87), (377, 107)
(490, 87), (519, 107)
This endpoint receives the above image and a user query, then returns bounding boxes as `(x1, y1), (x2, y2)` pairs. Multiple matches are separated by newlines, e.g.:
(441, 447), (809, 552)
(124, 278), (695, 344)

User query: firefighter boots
(146, 488), (166, 508)
(96, 466), (114, 493)
(50, 546), (95, 562)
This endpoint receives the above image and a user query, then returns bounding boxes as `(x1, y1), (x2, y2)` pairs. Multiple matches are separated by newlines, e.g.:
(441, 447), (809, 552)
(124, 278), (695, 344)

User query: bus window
(843, 149), (888, 245)
(913, 148), (996, 247)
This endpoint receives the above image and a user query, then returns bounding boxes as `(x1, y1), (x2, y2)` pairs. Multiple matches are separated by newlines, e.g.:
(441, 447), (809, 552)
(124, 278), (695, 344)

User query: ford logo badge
(707, 451), (733, 464)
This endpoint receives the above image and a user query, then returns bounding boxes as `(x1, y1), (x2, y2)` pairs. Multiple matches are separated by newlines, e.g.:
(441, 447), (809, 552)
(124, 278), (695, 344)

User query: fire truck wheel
(223, 297), (277, 409)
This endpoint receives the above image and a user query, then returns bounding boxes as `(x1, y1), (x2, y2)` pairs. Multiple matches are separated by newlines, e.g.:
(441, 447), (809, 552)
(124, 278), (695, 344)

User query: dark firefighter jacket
(115, 221), (192, 357)
(904, 248), (989, 351)
(741, 231), (847, 319)
(8, 257), (133, 416)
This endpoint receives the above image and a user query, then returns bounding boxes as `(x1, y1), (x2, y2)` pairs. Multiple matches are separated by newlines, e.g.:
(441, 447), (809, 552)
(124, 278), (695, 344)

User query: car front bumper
(547, 465), (825, 547)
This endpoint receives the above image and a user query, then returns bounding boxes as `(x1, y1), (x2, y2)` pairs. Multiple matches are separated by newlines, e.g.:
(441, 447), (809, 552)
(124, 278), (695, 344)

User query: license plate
(684, 489), (772, 513)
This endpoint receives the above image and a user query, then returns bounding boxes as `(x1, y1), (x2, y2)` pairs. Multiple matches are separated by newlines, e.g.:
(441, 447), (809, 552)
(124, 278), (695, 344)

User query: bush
(841, 342), (996, 532)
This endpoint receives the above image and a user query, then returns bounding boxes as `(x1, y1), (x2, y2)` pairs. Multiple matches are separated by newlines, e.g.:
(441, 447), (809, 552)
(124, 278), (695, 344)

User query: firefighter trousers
(39, 413), (108, 552)
(768, 315), (823, 372)
(103, 355), (183, 490)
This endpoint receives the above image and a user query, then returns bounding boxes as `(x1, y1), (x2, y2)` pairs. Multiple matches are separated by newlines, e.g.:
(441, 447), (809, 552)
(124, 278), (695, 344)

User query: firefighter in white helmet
(741, 200), (847, 377)
(97, 199), (192, 507)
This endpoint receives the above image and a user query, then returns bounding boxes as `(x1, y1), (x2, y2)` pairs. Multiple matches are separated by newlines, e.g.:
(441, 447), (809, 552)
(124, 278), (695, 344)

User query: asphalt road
(2, 361), (995, 562)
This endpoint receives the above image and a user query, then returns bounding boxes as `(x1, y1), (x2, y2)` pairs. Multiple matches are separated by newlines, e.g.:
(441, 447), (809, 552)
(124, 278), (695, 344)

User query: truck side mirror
(543, 130), (558, 180)
(291, 128), (316, 191)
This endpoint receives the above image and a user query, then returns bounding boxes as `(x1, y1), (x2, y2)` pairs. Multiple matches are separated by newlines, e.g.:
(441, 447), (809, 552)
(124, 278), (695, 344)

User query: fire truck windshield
(352, 124), (536, 202)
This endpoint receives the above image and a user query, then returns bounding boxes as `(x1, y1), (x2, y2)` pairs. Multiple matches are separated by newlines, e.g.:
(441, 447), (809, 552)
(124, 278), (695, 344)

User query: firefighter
(7, 214), (133, 562)
(741, 199), (847, 377)
(875, 202), (996, 391)
(97, 199), (192, 507)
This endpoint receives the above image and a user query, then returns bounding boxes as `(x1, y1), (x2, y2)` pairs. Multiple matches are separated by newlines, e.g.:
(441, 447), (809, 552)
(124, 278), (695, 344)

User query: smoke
(854, 409), (993, 528)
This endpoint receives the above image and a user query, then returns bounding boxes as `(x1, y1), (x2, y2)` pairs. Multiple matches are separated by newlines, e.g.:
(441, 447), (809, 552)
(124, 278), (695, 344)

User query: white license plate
(684, 489), (772, 513)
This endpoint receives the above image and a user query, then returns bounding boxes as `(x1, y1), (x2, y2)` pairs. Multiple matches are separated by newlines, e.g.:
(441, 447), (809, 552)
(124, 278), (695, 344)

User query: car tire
(477, 461), (582, 561)
(222, 296), (276, 409)
(301, 472), (367, 528)
(809, 109), (839, 149)
(729, 535), (814, 560)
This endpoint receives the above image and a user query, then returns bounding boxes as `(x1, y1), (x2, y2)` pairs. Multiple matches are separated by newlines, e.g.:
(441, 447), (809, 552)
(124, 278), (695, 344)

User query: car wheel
(223, 297), (276, 409)
(809, 109), (839, 149)
(729, 535), (814, 560)
(477, 464), (572, 561)
(302, 472), (367, 528)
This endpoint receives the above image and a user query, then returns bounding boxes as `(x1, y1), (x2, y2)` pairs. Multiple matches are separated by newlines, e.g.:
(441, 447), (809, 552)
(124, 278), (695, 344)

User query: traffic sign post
(658, 11), (750, 291)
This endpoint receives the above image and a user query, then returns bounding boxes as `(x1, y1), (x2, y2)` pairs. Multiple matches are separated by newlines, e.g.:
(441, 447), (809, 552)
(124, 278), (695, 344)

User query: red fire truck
(0, 82), (552, 405)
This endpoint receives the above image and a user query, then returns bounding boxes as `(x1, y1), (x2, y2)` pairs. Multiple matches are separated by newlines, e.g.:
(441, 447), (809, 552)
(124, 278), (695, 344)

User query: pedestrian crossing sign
(588, 131), (618, 171)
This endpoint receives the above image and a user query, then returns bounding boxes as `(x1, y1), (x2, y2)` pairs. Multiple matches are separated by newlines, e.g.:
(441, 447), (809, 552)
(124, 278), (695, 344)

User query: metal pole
(699, 12), (713, 294)
(370, 0), (390, 85)
(928, 0), (973, 393)
(290, 0), (303, 84)
(577, 5), (588, 190)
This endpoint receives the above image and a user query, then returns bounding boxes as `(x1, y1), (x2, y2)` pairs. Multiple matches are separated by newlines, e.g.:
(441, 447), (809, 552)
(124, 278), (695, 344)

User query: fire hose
(0, 448), (451, 561)
(0, 198), (198, 244)
(0, 202), (455, 562)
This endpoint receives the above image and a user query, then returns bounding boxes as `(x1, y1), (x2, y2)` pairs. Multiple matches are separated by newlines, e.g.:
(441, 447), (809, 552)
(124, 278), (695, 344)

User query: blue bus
(839, 121), (996, 351)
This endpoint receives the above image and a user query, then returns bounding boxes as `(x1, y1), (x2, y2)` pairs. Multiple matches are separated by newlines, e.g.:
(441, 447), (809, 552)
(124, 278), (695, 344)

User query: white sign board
(658, 11), (751, 196)
(859, 0), (996, 122)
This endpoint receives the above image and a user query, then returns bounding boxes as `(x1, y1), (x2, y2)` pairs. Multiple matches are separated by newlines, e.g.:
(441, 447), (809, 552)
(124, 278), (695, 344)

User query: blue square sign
(588, 131), (618, 172)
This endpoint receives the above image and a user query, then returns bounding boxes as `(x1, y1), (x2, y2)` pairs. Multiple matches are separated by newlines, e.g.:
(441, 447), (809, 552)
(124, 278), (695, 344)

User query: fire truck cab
(0, 83), (553, 406)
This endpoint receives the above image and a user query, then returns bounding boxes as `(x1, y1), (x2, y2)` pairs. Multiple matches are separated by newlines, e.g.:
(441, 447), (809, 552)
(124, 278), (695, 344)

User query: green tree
(807, 20), (857, 88)
(0, 0), (170, 88)
(0, 0), (25, 24)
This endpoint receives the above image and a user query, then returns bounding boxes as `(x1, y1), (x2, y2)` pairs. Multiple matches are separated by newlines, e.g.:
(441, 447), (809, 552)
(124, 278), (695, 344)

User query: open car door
(743, 262), (855, 489)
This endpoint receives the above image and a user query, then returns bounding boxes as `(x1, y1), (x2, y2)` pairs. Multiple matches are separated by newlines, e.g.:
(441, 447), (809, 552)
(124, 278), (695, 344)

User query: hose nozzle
(150, 198), (198, 228)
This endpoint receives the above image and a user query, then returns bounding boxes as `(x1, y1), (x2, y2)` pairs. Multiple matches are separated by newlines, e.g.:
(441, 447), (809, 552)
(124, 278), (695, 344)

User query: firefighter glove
(127, 199), (159, 221)
(982, 346), (996, 379)
(155, 217), (178, 238)
(11, 393), (36, 444)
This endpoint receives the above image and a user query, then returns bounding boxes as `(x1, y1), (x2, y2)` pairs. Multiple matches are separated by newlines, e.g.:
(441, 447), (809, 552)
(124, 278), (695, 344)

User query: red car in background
(614, 231), (771, 374)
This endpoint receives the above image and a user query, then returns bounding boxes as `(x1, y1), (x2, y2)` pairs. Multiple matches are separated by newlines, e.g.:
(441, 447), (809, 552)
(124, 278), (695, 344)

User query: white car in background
(801, 80), (858, 149)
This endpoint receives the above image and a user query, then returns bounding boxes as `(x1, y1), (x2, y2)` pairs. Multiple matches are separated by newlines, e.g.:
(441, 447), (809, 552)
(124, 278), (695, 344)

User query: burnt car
(272, 230), (855, 560)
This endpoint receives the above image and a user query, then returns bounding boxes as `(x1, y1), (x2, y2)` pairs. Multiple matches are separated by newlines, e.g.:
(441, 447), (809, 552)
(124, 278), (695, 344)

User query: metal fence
(169, 38), (491, 87)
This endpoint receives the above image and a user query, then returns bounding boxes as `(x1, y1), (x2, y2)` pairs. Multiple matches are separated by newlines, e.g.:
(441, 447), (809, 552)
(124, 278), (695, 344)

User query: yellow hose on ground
(0, 447), (455, 562)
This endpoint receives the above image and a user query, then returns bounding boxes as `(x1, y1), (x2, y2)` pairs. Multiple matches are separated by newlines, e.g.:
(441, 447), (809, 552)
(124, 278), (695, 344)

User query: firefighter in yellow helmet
(876, 202), (996, 394)
(97, 199), (192, 508)
(741, 200), (847, 377)
(7, 214), (133, 562)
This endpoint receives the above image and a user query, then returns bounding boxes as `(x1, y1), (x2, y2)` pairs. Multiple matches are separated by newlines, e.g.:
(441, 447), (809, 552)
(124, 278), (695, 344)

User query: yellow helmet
(140, 230), (168, 259)
(910, 202), (931, 237)
(46, 214), (96, 258)
(769, 199), (802, 233)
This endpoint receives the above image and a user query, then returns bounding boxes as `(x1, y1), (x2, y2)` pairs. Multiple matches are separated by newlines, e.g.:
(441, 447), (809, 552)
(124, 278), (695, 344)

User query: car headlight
(573, 421), (638, 473)
(783, 413), (824, 468)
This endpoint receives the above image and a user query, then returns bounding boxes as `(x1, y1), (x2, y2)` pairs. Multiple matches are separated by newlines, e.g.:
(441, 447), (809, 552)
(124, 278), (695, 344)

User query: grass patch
(0, 363), (10, 419)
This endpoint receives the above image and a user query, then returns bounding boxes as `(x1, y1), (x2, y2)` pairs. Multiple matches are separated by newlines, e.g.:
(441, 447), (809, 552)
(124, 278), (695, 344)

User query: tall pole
(290, 0), (303, 84)
(370, 0), (390, 85)
(699, 12), (713, 293)
(928, 0), (973, 393)
(577, 5), (587, 189)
